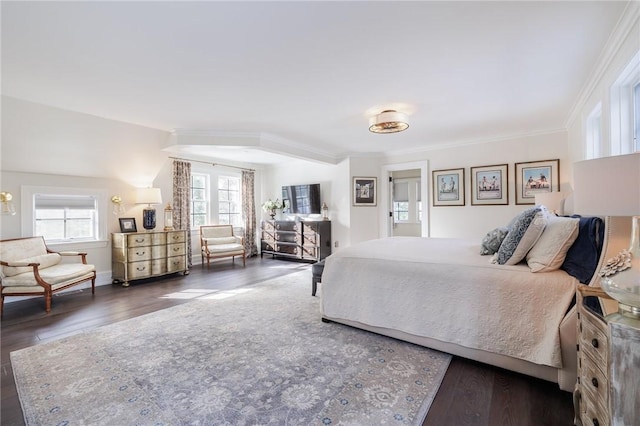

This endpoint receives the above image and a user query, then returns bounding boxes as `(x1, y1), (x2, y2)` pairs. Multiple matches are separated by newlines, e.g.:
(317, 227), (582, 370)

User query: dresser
(575, 284), (640, 426)
(260, 220), (331, 262)
(112, 230), (189, 287)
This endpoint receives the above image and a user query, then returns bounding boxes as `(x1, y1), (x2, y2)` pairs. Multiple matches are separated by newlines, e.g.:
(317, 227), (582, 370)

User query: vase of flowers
(261, 198), (284, 220)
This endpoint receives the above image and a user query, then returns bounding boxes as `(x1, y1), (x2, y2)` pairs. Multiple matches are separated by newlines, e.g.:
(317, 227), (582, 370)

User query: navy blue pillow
(560, 215), (604, 284)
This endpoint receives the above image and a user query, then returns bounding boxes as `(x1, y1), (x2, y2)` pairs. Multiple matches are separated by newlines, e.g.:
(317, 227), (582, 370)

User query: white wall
(383, 131), (570, 239)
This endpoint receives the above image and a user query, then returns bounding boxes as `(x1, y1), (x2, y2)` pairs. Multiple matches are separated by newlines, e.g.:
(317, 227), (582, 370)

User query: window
(586, 103), (602, 159)
(218, 176), (241, 226)
(393, 201), (409, 222)
(610, 49), (640, 155)
(21, 186), (108, 246)
(189, 170), (243, 229)
(34, 194), (98, 242)
(191, 173), (209, 228)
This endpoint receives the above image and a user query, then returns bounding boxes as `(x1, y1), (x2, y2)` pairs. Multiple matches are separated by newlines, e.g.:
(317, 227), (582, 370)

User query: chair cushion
(201, 226), (234, 239)
(204, 237), (238, 245)
(2, 263), (95, 287)
(2, 253), (62, 277)
(203, 243), (244, 254)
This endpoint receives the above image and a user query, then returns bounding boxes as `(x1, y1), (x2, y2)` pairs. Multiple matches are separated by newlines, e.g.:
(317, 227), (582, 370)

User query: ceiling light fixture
(369, 110), (409, 134)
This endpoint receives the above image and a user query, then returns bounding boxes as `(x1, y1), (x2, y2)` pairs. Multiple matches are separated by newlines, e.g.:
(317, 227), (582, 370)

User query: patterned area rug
(11, 270), (451, 425)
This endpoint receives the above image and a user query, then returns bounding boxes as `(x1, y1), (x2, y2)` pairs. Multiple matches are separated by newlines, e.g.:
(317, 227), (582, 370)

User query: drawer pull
(135, 238), (145, 243)
(592, 419), (599, 426)
(591, 377), (599, 388)
(136, 251), (145, 256)
(136, 266), (146, 271)
(173, 247), (180, 252)
(591, 338), (599, 348)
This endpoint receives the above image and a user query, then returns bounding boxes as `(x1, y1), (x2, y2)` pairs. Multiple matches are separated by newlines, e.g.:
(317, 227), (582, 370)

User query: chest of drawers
(260, 220), (331, 262)
(112, 230), (189, 286)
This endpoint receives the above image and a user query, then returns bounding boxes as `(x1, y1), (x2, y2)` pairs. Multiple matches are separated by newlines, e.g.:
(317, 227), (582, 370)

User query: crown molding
(565, 1), (640, 129)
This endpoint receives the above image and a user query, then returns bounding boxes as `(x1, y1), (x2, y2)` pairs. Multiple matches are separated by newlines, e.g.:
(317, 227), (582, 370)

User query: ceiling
(1, 1), (630, 165)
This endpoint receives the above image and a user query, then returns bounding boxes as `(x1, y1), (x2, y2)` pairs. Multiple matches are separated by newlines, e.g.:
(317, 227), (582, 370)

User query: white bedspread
(320, 237), (577, 368)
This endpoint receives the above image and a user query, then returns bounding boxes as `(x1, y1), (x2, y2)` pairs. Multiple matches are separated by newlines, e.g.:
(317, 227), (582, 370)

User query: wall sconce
(0, 192), (16, 215)
(111, 195), (126, 216)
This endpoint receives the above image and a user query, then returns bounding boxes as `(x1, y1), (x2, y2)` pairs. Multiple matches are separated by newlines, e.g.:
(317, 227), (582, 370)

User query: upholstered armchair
(200, 225), (246, 267)
(0, 236), (96, 317)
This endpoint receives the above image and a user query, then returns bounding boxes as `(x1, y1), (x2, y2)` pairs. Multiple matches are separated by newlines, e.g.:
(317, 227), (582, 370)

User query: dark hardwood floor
(1, 256), (574, 426)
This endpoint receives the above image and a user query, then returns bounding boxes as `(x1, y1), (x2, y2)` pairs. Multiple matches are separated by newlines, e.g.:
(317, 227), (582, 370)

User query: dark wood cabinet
(260, 220), (331, 262)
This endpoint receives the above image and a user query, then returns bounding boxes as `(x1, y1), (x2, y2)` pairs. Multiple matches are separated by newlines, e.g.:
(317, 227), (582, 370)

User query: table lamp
(573, 152), (640, 319)
(136, 188), (163, 231)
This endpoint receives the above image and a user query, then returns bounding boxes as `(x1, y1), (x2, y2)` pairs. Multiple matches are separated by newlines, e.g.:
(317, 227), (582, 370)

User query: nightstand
(575, 284), (611, 426)
(575, 284), (640, 426)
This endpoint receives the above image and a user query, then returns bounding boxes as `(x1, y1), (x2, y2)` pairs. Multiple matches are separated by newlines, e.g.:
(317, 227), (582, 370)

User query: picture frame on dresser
(515, 159), (559, 205)
(471, 164), (508, 205)
(119, 217), (137, 233)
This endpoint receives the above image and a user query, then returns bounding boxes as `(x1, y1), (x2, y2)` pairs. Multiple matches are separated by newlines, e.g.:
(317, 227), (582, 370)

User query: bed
(321, 211), (615, 392)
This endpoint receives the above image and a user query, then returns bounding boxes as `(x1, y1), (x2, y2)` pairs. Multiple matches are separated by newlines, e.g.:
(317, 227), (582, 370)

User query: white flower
(261, 198), (284, 212)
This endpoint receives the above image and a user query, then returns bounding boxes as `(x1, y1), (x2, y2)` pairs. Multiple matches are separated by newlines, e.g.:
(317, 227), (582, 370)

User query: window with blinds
(393, 178), (421, 223)
(34, 194), (98, 242)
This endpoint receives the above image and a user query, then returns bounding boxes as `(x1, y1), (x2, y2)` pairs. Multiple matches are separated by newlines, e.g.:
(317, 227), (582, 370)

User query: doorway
(381, 161), (429, 238)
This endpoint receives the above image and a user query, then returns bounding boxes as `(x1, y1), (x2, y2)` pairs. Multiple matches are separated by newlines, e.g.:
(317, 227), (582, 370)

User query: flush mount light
(369, 110), (409, 134)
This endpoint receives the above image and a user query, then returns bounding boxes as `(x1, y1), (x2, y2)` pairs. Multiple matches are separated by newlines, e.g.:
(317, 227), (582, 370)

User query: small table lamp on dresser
(573, 153), (640, 426)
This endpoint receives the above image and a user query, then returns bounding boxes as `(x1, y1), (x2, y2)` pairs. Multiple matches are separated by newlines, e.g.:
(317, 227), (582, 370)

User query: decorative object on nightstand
(534, 191), (566, 215)
(136, 187), (162, 231)
(0, 191), (16, 215)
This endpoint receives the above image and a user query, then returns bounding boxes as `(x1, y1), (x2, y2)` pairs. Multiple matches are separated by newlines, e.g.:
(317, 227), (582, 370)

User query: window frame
(217, 175), (242, 226)
(189, 165), (243, 230)
(610, 49), (640, 156)
(190, 172), (210, 229)
(21, 185), (108, 249)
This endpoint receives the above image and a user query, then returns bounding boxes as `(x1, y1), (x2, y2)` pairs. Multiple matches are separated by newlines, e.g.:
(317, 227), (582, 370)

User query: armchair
(0, 236), (96, 317)
(200, 225), (246, 267)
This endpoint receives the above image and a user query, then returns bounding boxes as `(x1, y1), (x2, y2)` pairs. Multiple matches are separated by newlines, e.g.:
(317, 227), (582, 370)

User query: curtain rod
(169, 156), (255, 172)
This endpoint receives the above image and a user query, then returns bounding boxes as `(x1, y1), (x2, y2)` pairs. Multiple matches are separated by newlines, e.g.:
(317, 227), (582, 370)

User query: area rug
(11, 270), (451, 426)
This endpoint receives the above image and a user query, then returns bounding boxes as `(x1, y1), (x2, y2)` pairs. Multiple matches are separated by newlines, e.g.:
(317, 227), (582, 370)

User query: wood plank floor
(1, 256), (574, 426)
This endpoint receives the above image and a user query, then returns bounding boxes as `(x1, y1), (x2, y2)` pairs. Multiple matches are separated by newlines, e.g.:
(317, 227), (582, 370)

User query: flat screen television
(281, 184), (321, 214)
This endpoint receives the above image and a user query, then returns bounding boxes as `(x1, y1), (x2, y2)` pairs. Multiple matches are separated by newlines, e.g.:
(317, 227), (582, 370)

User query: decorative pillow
(561, 216), (605, 283)
(2, 253), (62, 277)
(526, 216), (579, 272)
(496, 206), (546, 265)
(480, 227), (509, 255)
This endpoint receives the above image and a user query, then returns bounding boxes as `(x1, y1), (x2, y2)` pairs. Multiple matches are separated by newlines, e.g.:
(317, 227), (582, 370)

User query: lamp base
(143, 208), (157, 231)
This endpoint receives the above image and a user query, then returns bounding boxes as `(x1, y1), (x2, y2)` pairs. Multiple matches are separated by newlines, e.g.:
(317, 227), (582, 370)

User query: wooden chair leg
(1, 293), (4, 318)
(45, 290), (52, 313)
(91, 278), (96, 295)
(242, 254), (246, 267)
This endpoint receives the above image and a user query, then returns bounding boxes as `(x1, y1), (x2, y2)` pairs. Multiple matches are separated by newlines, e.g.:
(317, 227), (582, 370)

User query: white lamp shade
(573, 153), (640, 216)
(369, 110), (409, 133)
(135, 187), (163, 205)
(534, 192), (566, 215)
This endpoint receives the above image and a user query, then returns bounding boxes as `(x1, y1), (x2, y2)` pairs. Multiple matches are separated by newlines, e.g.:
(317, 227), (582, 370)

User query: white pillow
(503, 209), (548, 265)
(526, 216), (579, 272)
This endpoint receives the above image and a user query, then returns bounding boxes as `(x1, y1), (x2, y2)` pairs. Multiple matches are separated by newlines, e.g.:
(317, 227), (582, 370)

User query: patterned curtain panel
(242, 170), (258, 257)
(173, 160), (193, 266)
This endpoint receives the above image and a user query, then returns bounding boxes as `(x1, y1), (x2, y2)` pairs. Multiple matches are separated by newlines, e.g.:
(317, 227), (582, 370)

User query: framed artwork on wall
(471, 164), (508, 205)
(432, 168), (465, 206)
(119, 217), (137, 233)
(353, 177), (377, 206)
(515, 159), (560, 205)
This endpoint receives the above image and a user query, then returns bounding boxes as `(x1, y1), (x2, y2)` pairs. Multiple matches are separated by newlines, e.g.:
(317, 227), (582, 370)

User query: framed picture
(471, 164), (508, 205)
(353, 177), (377, 206)
(432, 168), (465, 206)
(119, 217), (137, 233)
(515, 159), (560, 205)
